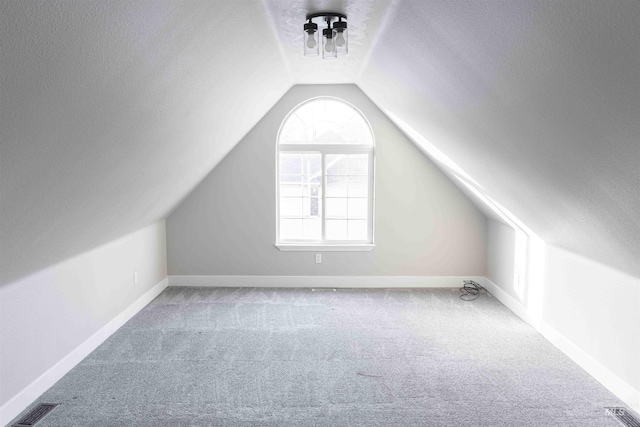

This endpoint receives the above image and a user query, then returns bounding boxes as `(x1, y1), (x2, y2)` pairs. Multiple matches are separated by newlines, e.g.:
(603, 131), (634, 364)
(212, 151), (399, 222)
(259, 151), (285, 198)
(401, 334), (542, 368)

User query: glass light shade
(303, 22), (319, 56)
(333, 20), (348, 56)
(322, 28), (337, 60)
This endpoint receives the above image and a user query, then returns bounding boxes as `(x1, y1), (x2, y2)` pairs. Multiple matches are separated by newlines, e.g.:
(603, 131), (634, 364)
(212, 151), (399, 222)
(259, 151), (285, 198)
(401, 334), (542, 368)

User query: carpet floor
(9, 287), (631, 426)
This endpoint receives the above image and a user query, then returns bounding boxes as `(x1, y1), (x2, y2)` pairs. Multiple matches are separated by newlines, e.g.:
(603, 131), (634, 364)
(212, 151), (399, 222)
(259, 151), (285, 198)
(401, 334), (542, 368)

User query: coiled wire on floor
(459, 280), (485, 301)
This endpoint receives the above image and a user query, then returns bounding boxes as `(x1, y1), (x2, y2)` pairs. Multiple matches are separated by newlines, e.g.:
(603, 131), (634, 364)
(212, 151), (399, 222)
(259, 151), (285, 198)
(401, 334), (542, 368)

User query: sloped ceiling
(0, 0), (292, 285)
(356, 0), (640, 276)
(2, 0), (638, 285)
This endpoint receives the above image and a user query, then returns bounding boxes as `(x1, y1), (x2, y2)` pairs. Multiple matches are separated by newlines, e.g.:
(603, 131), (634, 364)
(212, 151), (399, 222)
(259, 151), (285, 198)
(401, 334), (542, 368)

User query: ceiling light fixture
(303, 13), (347, 59)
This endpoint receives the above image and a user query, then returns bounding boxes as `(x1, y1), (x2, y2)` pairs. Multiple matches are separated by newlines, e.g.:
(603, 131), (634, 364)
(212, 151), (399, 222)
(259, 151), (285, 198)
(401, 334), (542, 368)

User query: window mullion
(279, 144), (372, 153)
(369, 152), (374, 243)
(321, 153), (326, 242)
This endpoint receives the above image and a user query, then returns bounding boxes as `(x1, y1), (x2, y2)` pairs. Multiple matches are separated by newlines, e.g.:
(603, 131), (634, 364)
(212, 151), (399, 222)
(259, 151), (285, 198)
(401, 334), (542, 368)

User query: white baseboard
(480, 278), (640, 414)
(168, 275), (483, 288)
(0, 278), (169, 426)
(3, 275), (637, 422)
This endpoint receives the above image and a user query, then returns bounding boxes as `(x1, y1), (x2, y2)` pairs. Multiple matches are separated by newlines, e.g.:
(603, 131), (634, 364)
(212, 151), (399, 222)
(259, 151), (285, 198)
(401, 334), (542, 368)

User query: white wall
(487, 220), (519, 300)
(486, 218), (640, 411)
(167, 85), (487, 277)
(0, 221), (167, 411)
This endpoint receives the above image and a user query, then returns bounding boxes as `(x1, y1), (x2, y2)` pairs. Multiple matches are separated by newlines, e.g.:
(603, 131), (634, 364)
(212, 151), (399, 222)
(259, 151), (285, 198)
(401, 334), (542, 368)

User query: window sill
(275, 244), (375, 252)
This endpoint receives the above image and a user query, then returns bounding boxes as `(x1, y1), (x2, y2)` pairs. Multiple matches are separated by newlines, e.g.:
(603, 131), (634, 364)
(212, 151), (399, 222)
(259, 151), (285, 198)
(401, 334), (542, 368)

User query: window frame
(275, 97), (375, 252)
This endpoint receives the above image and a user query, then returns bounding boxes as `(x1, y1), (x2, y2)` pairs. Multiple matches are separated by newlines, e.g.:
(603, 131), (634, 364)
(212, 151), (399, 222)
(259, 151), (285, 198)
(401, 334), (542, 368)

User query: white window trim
(276, 97), (376, 251)
(275, 243), (375, 252)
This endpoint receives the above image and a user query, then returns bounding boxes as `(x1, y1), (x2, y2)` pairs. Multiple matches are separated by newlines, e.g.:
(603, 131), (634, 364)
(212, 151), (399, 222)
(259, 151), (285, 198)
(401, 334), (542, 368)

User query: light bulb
(335, 32), (345, 47)
(306, 33), (316, 49)
(325, 38), (334, 52)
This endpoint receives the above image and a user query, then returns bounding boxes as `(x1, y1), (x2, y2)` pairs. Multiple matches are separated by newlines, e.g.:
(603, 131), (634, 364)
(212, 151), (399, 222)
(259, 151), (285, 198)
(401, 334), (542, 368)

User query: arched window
(276, 97), (375, 250)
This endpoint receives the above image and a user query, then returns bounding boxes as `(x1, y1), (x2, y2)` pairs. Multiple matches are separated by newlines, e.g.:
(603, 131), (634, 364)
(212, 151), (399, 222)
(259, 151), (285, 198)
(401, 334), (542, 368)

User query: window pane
(348, 198), (368, 218)
(326, 175), (347, 197)
(348, 154), (368, 175)
(312, 122), (345, 144)
(295, 107), (313, 127)
(280, 181), (303, 197)
(326, 154), (348, 175)
(280, 174), (303, 183)
(280, 219), (302, 240)
(325, 100), (356, 126)
(303, 154), (321, 176)
(303, 219), (321, 240)
(302, 184), (319, 198)
(312, 197), (321, 217)
(302, 197), (322, 217)
(326, 198), (347, 218)
(326, 219), (347, 240)
(279, 98), (373, 146)
(307, 175), (322, 186)
(342, 115), (373, 144)
(280, 197), (302, 217)
(280, 116), (307, 144)
(304, 185), (321, 202)
(348, 176), (368, 197)
(348, 220), (368, 240)
(311, 99), (326, 124)
(280, 154), (302, 175)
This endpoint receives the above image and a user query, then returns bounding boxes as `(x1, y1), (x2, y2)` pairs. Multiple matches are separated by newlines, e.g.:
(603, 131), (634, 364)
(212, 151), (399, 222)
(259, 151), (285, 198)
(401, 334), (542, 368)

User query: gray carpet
(10, 287), (630, 426)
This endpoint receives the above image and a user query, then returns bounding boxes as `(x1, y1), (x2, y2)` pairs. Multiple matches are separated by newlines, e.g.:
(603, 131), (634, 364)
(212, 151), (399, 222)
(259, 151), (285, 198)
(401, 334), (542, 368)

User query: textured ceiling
(263, 0), (395, 83)
(2, 0), (638, 285)
(357, 0), (640, 276)
(0, 0), (292, 285)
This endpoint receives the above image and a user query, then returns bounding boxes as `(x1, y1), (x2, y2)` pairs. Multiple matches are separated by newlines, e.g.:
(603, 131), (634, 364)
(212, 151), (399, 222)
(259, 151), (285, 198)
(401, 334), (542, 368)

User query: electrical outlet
(134, 272), (138, 285)
(315, 254), (322, 264)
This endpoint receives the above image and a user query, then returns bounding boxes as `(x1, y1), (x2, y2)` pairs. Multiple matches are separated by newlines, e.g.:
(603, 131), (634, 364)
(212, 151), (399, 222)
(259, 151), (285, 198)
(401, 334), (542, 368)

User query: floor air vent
(13, 403), (59, 427)
(606, 407), (640, 427)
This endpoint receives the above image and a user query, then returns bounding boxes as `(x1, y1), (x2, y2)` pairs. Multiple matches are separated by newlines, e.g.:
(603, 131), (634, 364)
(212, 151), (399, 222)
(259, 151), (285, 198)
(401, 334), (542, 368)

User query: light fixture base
(306, 12), (346, 21)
